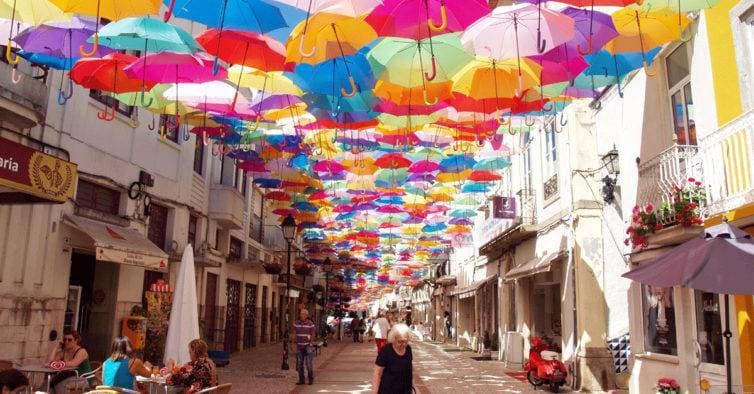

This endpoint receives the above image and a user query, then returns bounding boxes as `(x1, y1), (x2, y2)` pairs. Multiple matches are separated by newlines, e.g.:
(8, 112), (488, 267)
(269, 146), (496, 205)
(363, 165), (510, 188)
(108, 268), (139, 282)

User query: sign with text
(0, 136), (77, 203)
(492, 196), (516, 219)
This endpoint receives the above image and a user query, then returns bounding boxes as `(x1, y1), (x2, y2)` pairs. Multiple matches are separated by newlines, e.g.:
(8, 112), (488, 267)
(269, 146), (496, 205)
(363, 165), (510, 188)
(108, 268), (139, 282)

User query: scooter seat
(541, 350), (560, 361)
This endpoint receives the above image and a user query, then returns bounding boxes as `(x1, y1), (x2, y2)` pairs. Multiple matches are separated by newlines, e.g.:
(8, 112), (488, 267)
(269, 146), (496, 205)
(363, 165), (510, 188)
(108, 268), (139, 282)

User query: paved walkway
(218, 337), (549, 393)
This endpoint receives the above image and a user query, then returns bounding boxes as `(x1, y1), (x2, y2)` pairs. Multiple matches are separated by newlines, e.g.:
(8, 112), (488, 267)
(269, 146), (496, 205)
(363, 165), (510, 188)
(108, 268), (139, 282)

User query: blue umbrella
(439, 155), (477, 173)
(578, 48), (662, 96)
(254, 178), (281, 188)
(289, 54), (375, 96)
(461, 182), (491, 193)
(163, 0), (291, 35)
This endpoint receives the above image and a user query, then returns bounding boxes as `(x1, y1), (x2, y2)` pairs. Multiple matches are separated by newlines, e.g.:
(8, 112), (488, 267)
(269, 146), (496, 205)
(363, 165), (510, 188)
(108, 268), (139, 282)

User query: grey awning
(450, 274), (497, 299)
(504, 251), (565, 282)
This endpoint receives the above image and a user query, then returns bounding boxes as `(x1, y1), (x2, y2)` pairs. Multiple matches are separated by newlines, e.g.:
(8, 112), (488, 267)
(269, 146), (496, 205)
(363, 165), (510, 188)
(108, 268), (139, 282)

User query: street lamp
(281, 214), (296, 370)
(601, 146), (620, 204)
(322, 257), (331, 347)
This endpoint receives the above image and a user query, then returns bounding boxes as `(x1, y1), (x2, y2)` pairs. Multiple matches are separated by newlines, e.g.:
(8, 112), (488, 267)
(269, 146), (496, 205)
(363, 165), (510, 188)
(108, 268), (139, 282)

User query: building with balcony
(0, 20), (286, 363)
(594, 1), (754, 392)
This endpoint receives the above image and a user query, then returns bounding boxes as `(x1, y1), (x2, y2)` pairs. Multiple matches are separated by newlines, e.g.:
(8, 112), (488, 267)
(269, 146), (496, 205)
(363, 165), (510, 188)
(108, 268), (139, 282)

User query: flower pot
(263, 263), (283, 275)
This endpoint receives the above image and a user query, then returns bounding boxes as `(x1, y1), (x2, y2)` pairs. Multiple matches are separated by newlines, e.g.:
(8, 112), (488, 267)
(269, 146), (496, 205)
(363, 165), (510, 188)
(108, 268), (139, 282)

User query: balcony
(636, 144), (703, 225)
(208, 184), (245, 229)
(696, 109), (754, 216)
(478, 189), (537, 257)
(250, 214), (263, 243)
(262, 228), (287, 251)
(0, 56), (49, 127)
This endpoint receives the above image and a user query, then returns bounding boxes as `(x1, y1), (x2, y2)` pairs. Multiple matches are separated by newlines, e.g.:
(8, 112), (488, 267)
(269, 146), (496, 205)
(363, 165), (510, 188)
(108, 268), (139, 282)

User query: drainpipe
(565, 105), (581, 391)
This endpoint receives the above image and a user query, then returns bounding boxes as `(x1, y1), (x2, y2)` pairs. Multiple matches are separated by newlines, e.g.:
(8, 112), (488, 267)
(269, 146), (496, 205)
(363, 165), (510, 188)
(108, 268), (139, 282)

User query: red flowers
(626, 179), (706, 250)
(657, 378), (680, 393)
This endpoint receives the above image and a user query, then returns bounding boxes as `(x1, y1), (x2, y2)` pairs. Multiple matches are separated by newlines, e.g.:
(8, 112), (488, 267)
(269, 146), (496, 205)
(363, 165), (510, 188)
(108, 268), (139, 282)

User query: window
(76, 179), (120, 215)
(188, 215), (198, 247)
(229, 236), (243, 260)
(159, 114), (179, 143)
(241, 172), (248, 196)
(89, 89), (135, 118)
(193, 135), (204, 175)
(642, 285), (677, 355)
(543, 122), (557, 177)
(147, 204), (169, 251)
(220, 154), (238, 187)
(666, 43), (696, 145)
(521, 132), (533, 193)
(694, 291), (724, 365)
(215, 228), (222, 250)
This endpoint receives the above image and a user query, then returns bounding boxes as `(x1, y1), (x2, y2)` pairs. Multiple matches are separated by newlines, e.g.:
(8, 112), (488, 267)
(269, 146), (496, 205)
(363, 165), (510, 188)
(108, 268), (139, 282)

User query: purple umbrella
(249, 94), (304, 112)
(12, 17), (112, 59)
(623, 222), (754, 394)
(561, 7), (618, 55)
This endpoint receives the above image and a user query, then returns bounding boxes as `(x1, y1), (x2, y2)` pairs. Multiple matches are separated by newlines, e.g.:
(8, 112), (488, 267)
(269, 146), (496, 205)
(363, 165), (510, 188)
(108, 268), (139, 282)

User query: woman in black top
(372, 323), (412, 394)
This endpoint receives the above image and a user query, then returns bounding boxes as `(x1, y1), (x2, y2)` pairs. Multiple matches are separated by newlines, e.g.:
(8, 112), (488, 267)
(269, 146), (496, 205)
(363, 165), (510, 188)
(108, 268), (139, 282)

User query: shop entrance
(67, 252), (118, 361)
(243, 284), (257, 349)
(225, 279), (241, 352)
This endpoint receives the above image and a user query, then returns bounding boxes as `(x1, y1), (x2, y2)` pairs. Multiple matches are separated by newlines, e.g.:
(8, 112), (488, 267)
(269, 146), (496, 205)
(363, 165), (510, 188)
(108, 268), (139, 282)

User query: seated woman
(103, 337), (153, 390)
(0, 369), (30, 394)
(166, 339), (218, 393)
(48, 331), (92, 394)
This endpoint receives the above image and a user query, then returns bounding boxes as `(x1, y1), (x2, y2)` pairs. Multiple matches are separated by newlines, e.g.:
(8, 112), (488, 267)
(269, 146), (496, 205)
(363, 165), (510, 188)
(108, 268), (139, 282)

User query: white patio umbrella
(164, 244), (200, 366)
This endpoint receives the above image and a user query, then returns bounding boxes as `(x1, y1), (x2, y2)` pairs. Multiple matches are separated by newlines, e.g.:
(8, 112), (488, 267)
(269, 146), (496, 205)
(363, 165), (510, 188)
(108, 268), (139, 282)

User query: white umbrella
(164, 244), (200, 366)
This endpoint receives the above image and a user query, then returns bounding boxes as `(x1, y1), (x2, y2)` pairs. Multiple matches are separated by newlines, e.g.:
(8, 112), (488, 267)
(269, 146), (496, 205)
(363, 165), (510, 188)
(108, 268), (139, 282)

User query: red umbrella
(70, 53), (155, 120)
(375, 152), (412, 169)
(469, 170), (502, 182)
(265, 191), (291, 201)
(195, 29), (287, 71)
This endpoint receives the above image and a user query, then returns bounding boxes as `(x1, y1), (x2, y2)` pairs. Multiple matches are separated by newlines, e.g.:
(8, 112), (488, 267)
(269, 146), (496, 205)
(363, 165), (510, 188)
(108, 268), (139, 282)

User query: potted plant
(656, 378), (680, 394)
(294, 258), (312, 275)
(262, 261), (283, 275)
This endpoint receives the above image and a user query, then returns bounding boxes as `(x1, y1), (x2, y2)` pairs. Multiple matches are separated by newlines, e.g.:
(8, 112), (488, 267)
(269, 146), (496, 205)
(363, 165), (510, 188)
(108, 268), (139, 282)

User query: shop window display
(642, 285), (677, 355)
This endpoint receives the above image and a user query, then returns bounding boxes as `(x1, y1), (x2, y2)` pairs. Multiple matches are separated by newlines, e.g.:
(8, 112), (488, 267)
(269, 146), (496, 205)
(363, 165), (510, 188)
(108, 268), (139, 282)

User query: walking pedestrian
(444, 311), (452, 341)
(293, 309), (316, 385)
(372, 324), (413, 394)
(351, 313), (361, 343)
(371, 311), (391, 351)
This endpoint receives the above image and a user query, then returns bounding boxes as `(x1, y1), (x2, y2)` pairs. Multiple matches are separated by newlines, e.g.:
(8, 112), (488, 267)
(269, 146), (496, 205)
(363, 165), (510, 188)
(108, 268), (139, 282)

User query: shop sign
(0, 136), (77, 203)
(492, 196), (516, 219)
(97, 247), (167, 270)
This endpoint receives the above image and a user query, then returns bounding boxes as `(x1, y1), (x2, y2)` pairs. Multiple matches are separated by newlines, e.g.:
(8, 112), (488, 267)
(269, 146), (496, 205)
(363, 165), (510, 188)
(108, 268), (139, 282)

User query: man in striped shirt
(293, 308), (316, 385)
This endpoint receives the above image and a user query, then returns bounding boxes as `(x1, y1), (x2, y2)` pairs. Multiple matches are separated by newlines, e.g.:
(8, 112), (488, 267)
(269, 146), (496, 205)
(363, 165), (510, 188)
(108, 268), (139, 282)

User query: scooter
(524, 336), (568, 392)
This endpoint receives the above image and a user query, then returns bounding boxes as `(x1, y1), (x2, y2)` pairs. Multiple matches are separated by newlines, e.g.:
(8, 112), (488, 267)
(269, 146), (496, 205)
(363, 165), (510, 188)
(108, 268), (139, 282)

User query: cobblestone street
(218, 337), (573, 393)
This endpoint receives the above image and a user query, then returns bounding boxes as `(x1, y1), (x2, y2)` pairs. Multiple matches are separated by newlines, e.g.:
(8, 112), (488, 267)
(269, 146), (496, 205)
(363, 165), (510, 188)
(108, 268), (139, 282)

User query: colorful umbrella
(366, 0), (490, 40)
(286, 13), (376, 65)
(196, 29), (287, 73)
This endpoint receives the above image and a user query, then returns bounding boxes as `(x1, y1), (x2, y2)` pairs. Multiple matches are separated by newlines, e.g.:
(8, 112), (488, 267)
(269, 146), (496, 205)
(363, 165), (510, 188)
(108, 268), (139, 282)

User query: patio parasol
(623, 222), (754, 394)
(164, 244), (201, 366)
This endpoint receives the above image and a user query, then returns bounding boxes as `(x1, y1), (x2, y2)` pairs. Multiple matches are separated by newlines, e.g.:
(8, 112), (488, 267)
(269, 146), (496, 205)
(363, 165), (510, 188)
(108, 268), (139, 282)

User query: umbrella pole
(724, 293), (735, 394)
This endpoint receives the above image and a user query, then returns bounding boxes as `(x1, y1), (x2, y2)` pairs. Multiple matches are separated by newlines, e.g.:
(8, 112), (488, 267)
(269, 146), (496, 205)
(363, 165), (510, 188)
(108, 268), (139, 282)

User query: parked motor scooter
(524, 336), (568, 392)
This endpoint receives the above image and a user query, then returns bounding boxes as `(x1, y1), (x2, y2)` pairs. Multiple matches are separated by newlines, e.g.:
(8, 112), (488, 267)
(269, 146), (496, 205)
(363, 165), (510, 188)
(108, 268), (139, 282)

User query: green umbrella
(375, 168), (409, 186)
(474, 157), (511, 171)
(367, 33), (472, 89)
(454, 196), (481, 206)
(94, 16), (200, 53)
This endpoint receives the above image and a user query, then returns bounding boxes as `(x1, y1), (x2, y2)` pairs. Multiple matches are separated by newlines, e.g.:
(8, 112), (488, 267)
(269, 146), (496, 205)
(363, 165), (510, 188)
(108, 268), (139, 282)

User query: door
(204, 273), (218, 344)
(243, 284), (257, 349)
(225, 279), (241, 352)
(260, 286), (269, 344)
(692, 290), (728, 392)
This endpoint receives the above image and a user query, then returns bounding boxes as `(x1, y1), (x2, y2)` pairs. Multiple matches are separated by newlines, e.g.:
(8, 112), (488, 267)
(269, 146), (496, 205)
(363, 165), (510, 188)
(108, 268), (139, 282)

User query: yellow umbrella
(228, 66), (303, 96)
(428, 192), (454, 202)
(452, 57), (541, 100)
(286, 13), (376, 65)
(606, 7), (689, 75)
(342, 156), (378, 175)
(437, 169), (471, 183)
(50, 0), (161, 57)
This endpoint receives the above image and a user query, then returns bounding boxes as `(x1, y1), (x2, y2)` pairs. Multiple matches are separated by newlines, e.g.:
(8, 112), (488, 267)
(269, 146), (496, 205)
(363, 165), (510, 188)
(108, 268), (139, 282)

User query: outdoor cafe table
(17, 364), (75, 393)
(136, 376), (183, 394)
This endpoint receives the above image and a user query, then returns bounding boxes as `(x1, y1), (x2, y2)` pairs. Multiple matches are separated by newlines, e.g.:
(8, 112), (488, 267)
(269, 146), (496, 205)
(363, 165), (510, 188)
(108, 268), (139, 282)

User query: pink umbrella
(529, 44), (588, 85)
(407, 160), (440, 173)
(461, 4), (575, 59)
(124, 52), (227, 84)
(313, 160), (346, 173)
(366, 0), (490, 40)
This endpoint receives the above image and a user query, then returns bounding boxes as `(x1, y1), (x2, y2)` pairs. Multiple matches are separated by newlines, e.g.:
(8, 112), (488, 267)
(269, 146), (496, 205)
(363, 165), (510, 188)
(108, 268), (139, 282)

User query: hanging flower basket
(655, 378), (680, 394)
(294, 258), (312, 275)
(262, 261), (283, 275)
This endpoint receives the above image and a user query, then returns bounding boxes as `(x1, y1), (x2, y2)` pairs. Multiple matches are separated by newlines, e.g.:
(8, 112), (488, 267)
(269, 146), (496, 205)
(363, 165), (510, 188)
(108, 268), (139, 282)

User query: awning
(436, 275), (457, 286)
(64, 215), (168, 270)
(451, 274), (497, 299)
(504, 251), (565, 282)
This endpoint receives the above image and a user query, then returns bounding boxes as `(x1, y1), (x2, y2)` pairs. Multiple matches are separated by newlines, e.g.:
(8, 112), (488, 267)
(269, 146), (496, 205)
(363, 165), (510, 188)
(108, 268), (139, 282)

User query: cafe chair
(87, 385), (139, 394)
(196, 383), (232, 394)
(66, 364), (103, 393)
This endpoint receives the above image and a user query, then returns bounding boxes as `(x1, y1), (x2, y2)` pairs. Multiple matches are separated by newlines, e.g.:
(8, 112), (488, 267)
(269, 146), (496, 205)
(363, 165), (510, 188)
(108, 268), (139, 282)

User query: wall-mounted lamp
(601, 145), (619, 204)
